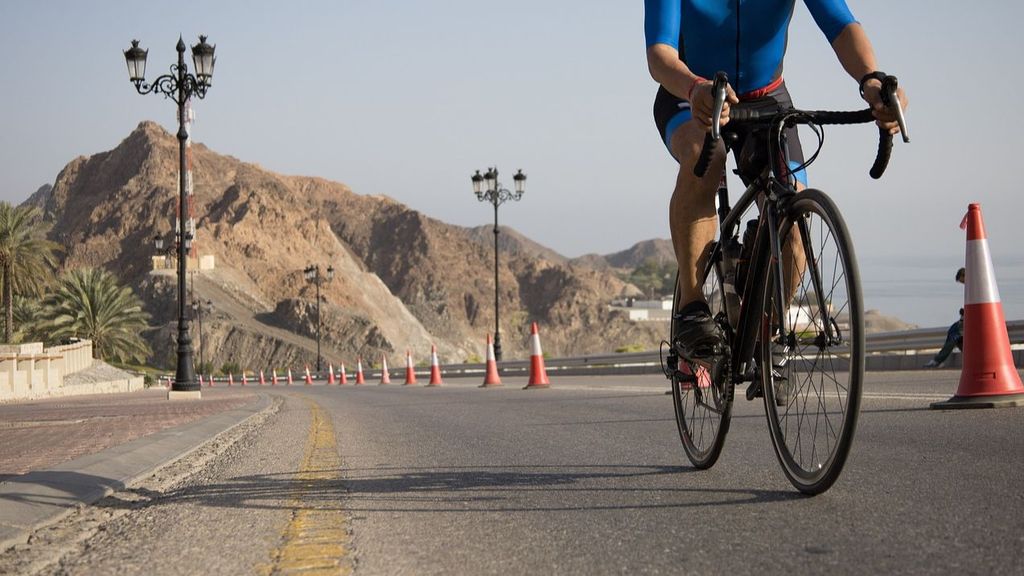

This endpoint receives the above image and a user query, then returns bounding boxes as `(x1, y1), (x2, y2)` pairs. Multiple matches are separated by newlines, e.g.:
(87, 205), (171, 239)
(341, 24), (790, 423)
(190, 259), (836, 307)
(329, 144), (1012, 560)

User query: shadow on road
(94, 463), (800, 515)
(0, 470), (126, 508)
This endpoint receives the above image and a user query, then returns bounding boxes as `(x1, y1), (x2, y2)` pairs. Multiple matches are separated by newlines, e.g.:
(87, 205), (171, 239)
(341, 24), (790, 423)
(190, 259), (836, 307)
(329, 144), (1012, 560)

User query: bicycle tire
(670, 267), (734, 469)
(760, 189), (863, 494)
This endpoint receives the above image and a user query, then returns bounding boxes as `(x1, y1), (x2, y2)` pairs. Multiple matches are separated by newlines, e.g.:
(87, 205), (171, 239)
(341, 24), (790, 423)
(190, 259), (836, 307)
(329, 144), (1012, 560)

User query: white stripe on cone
(530, 330), (543, 356)
(965, 239), (1001, 305)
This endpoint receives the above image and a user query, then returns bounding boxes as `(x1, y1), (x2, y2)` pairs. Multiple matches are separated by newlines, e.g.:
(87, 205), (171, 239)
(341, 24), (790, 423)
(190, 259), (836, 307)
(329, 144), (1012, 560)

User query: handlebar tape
(869, 127), (893, 180)
(693, 132), (715, 178)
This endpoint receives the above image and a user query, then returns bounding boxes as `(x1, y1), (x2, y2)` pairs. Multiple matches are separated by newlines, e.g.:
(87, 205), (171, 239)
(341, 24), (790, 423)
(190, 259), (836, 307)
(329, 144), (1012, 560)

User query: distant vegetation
(0, 203), (60, 342)
(620, 258), (677, 299)
(37, 268), (152, 364)
(0, 202), (152, 364)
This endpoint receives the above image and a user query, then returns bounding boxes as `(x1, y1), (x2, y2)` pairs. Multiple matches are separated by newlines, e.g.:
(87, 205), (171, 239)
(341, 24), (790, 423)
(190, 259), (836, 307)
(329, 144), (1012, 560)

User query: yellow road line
(260, 398), (351, 575)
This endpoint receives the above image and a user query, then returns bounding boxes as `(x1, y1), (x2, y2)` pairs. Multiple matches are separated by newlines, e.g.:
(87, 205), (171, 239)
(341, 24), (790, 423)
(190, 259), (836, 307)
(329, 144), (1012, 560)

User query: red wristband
(687, 77), (708, 102)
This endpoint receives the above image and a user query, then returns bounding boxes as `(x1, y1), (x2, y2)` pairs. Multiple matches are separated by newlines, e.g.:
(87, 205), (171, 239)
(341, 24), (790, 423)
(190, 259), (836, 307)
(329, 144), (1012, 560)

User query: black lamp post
(127, 35), (216, 394)
(472, 167), (526, 361)
(191, 298), (212, 373)
(304, 264), (334, 372)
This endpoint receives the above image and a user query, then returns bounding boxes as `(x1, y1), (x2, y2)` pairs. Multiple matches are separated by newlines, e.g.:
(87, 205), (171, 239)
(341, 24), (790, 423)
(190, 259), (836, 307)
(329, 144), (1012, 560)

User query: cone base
(480, 382), (503, 388)
(930, 392), (1024, 410)
(426, 382), (443, 387)
(523, 382), (551, 390)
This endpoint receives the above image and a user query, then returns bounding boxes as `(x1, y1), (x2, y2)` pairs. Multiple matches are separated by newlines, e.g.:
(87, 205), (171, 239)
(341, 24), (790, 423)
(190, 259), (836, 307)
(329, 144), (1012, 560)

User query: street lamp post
(126, 35), (216, 394)
(304, 264), (334, 372)
(471, 167), (526, 361)
(191, 298), (212, 373)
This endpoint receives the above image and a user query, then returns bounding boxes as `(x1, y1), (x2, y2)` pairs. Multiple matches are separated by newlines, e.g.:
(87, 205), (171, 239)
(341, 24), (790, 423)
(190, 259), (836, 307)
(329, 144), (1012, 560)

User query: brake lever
(881, 75), (909, 143)
(710, 72), (729, 141)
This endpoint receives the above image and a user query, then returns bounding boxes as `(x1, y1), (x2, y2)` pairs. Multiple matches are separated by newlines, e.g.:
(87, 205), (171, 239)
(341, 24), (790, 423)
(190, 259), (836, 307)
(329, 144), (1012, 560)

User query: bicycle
(663, 72), (908, 494)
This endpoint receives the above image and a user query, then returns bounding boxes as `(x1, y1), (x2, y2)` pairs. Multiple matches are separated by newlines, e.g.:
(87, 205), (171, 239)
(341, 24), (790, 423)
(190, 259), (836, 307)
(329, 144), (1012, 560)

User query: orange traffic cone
(427, 345), (443, 387)
(339, 362), (349, 385)
(481, 334), (502, 388)
(933, 203), (1024, 409)
(304, 365), (313, 385)
(287, 368), (294, 386)
(524, 322), (551, 389)
(272, 369), (279, 386)
(404, 350), (418, 385)
(228, 373), (234, 387)
(380, 353), (391, 384)
(355, 358), (366, 384)
(328, 363), (336, 385)
(207, 375), (214, 388)
(241, 372), (248, 387)
(259, 370), (266, 386)
(198, 374), (205, 387)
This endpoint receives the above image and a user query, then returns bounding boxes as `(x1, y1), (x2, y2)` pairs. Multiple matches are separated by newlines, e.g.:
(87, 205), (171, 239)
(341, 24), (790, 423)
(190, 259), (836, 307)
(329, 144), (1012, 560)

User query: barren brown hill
(31, 121), (664, 370)
(465, 225), (569, 265)
(571, 238), (676, 271)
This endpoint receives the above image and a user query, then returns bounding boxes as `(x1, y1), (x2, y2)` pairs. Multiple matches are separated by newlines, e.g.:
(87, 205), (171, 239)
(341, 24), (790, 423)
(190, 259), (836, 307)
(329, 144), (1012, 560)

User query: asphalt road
(19, 371), (1024, 575)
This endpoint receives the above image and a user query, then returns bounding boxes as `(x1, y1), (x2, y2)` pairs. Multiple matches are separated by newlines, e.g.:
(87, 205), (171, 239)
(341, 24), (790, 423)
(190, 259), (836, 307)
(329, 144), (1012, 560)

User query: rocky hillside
(29, 122), (663, 370)
(466, 225), (569, 265)
(571, 238), (675, 271)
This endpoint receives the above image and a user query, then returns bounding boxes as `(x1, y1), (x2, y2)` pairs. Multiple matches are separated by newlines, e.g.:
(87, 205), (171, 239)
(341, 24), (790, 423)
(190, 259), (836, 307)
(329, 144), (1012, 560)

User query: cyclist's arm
(646, 43), (703, 102)
(830, 23), (909, 133)
(644, 0), (701, 101)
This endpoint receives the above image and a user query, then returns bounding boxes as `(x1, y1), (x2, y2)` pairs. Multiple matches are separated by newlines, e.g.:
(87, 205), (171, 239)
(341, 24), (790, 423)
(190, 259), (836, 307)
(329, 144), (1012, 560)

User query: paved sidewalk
(0, 388), (271, 553)
(0, 388), (258, 481)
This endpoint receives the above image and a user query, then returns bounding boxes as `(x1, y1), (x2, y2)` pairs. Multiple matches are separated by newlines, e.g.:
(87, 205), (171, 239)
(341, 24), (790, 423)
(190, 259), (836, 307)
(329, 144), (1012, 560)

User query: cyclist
(644, 0), (909, 359)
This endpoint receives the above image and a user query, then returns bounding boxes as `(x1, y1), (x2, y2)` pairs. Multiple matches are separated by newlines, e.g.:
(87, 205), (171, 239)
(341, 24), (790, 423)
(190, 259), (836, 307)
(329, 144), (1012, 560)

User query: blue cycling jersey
(644, 0), (857, 95)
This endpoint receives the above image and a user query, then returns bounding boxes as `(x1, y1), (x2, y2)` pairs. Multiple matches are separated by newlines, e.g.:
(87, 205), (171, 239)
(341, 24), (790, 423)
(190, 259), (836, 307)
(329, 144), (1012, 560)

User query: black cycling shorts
(653, 79), (807, 184)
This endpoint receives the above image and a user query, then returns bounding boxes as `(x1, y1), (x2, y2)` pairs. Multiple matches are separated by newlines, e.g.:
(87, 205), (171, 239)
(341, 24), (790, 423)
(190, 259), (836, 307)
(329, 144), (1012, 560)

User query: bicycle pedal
(745, 382), (762, 401)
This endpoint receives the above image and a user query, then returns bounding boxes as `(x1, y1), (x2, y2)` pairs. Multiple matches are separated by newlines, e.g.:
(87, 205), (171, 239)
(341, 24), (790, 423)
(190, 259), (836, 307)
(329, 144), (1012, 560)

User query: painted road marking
(260, 398), (351, 575)
(543, 384), (948, 401)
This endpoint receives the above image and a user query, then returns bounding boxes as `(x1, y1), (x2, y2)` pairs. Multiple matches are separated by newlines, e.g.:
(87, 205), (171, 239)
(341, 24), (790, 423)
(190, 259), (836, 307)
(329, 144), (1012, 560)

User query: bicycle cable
(775, 111), (825, 183)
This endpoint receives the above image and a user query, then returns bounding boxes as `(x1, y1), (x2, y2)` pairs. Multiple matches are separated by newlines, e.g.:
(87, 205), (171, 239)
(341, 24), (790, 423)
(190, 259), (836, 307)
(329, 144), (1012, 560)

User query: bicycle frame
(702, 119), (837, 382)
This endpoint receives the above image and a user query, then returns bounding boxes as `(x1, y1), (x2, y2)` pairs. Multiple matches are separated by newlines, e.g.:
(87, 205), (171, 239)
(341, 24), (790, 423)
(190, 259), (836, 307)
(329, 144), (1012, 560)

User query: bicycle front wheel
(761, 189), (863, 495)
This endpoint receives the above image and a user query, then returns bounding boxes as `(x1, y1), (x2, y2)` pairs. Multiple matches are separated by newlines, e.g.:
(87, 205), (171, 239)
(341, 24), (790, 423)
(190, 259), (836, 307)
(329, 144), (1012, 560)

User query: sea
(859, 254), (1024, 328)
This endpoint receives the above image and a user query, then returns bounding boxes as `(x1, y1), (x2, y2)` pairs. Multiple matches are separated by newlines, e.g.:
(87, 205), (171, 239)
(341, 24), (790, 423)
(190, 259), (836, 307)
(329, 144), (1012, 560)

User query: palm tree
(38, 268), (152, 364)
(0, 203), (59, 342)
(6, 295), (42, 344)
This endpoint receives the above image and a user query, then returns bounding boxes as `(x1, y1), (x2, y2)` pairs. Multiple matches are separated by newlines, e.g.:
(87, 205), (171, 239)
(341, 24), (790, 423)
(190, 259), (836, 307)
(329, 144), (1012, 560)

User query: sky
(1, 0), (1021, 326)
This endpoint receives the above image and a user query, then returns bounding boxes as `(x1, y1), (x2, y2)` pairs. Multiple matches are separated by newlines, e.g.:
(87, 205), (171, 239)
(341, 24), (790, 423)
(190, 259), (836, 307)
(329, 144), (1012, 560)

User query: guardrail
(441, 320), (1024, 377)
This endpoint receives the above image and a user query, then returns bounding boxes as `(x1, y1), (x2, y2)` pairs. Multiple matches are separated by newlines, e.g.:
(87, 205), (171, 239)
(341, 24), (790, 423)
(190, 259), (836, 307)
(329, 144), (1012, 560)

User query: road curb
(0, 392), (274, 554)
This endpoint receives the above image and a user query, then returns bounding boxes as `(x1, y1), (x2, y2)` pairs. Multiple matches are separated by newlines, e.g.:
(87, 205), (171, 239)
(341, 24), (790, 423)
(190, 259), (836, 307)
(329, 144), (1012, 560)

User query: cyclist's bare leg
(782, 183), (808, 306)
(669, 120), (728, 307)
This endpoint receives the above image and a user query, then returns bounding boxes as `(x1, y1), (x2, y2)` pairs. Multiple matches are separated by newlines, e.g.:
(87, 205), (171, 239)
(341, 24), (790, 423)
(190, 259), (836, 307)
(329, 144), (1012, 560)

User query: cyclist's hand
(691, 81), (739, 132)
(861, 79), (909, 136)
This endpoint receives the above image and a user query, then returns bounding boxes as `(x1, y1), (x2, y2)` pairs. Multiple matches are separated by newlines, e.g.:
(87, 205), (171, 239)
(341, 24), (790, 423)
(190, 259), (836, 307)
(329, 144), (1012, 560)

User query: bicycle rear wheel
(761, 189), (863, 494)
(670, 266), (733, 469)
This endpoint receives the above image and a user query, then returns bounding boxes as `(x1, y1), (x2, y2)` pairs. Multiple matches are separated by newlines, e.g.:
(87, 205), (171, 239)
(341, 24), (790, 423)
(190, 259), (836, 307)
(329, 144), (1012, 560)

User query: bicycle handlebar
(692, 72), (909, 180)
(693, 72), (729, 179)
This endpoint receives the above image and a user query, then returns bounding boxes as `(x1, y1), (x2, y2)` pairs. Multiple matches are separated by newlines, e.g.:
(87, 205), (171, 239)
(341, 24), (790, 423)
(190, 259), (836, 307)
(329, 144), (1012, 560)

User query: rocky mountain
(571, 238), (675, 271)
(466, 225), (569, 265)
(30, 122), (664, 370)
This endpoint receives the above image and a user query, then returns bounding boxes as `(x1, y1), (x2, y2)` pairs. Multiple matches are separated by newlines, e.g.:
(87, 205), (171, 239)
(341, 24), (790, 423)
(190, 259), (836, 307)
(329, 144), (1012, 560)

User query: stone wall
(0, 340), (94, 401)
